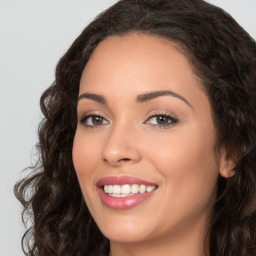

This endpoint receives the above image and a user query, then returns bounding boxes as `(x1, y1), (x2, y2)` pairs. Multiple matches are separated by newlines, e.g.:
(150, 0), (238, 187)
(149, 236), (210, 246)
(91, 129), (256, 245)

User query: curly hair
(15, 0), (256, 255)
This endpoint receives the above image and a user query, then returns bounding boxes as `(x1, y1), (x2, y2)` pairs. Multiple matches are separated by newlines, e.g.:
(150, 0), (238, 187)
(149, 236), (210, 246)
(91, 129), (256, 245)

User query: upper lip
(96, 175), (157, 187)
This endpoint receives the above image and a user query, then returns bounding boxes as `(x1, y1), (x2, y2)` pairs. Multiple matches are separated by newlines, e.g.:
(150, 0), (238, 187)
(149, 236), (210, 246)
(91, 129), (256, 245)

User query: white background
(0, 1), (255, 255)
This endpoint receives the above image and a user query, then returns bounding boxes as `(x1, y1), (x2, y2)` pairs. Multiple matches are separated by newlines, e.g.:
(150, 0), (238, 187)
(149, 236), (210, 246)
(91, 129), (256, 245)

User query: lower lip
(98, 188), (156, 210)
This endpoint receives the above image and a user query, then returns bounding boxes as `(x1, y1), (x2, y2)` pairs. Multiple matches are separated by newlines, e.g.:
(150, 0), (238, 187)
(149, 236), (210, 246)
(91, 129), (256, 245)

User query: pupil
(157, 116), (168, 124)
(92, 116), (102, 125)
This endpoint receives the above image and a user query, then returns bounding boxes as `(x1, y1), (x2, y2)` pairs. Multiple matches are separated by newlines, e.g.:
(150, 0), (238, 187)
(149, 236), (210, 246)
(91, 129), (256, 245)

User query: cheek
(72, 128), (101, 170)
(143, 123), (220, 207)
(72, 130), (99, 201)
(140, 128), (219, 234)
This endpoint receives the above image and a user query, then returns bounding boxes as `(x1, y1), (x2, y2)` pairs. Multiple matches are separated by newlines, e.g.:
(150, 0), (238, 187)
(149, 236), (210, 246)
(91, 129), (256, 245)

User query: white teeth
(139, 184), (146, 193)
(111, 193), (135, 197)
(121, 184), (131, 194)
(103, 184), (157, 197)
(108, 185), (113, 193)
(146, 186), (155, 192)
(131, 184), (139, 193)
(104, 185), (108, 193)
(111, 194), (121, 197)
(112, 185), (121, 194)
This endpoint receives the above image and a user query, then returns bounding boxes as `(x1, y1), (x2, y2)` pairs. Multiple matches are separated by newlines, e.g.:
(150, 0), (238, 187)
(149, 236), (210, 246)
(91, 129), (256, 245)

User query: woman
(15, 0), (256, 255)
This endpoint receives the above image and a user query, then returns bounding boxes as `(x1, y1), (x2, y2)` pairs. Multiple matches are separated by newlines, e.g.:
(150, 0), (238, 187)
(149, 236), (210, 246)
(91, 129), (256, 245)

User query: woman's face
(73, 33), (224, 247)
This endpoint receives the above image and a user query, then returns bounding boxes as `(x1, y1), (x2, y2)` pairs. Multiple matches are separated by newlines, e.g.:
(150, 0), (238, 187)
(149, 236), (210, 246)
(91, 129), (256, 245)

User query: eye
(145, 114), (178, 127)
(80, 114), (109, 127)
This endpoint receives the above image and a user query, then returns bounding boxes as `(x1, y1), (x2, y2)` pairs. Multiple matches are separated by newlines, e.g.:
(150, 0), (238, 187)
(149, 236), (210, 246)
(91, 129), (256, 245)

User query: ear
(218, 146), (236, 178)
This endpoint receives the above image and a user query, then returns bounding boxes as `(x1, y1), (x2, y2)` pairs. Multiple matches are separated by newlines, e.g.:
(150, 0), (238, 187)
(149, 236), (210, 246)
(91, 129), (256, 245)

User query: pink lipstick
(96, 176), (158, 210)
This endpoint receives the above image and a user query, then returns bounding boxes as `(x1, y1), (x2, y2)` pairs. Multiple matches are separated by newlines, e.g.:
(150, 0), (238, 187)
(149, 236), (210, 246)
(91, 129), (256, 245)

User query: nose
(101, 124), (141, 167)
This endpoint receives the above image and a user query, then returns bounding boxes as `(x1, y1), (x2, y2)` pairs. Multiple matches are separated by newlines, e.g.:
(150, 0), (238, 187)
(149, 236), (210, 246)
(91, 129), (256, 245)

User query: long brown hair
(15, 0), (256, 255)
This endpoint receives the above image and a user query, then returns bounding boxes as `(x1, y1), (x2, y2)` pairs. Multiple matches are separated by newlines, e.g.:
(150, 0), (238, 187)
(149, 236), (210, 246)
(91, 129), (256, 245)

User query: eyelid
(79, 111), (110, 128)
(144, 111), (179, 128)
(78, 109), (108, 119)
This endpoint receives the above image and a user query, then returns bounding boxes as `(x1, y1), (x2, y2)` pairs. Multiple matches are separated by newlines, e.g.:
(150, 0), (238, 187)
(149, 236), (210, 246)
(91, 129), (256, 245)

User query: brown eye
(156, 116), (170, 125)
(145, 114), (178, 127)
(80, 115), (109, 127)
(92, 116), (104, 125)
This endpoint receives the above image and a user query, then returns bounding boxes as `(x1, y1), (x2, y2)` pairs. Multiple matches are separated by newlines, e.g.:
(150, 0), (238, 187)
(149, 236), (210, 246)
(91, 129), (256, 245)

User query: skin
(72, 33), (232, 256)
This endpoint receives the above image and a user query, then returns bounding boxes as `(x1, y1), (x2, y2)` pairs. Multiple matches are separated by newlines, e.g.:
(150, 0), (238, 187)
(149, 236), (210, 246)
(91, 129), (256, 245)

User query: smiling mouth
(96, 176), (158, 209)
(103, 184), (157, 197)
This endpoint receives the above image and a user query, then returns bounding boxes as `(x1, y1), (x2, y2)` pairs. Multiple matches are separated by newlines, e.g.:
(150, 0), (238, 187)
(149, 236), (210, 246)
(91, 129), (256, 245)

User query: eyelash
(145, 113), (178, 128)
(80, 114), (109, 128)
(79, 113), (178, 128)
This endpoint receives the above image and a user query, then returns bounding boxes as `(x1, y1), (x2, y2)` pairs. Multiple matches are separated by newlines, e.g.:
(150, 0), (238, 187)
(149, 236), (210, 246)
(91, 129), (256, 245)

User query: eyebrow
(136, 90), (192, 107)
(78, 93), (107, 104)
(77, 90), (191, 108)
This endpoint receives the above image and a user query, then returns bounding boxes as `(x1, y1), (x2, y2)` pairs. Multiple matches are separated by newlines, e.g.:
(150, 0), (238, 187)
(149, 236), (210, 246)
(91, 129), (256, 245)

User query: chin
(95, 215), (155, 243)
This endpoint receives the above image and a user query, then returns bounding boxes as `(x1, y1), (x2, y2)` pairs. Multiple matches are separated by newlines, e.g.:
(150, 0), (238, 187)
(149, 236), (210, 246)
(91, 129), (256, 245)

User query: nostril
(119, 158), (131, 162)
(103, 157), (131, 164)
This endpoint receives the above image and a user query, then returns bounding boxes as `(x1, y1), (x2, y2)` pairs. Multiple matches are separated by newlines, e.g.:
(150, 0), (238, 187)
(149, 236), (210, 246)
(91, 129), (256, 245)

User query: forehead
(83, 33), (192, 78)
(79, 32), (204, 105)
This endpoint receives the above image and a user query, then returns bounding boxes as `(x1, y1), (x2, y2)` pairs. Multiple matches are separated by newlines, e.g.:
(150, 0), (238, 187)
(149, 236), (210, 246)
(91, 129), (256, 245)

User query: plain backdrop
(0, 1), (255, 255)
